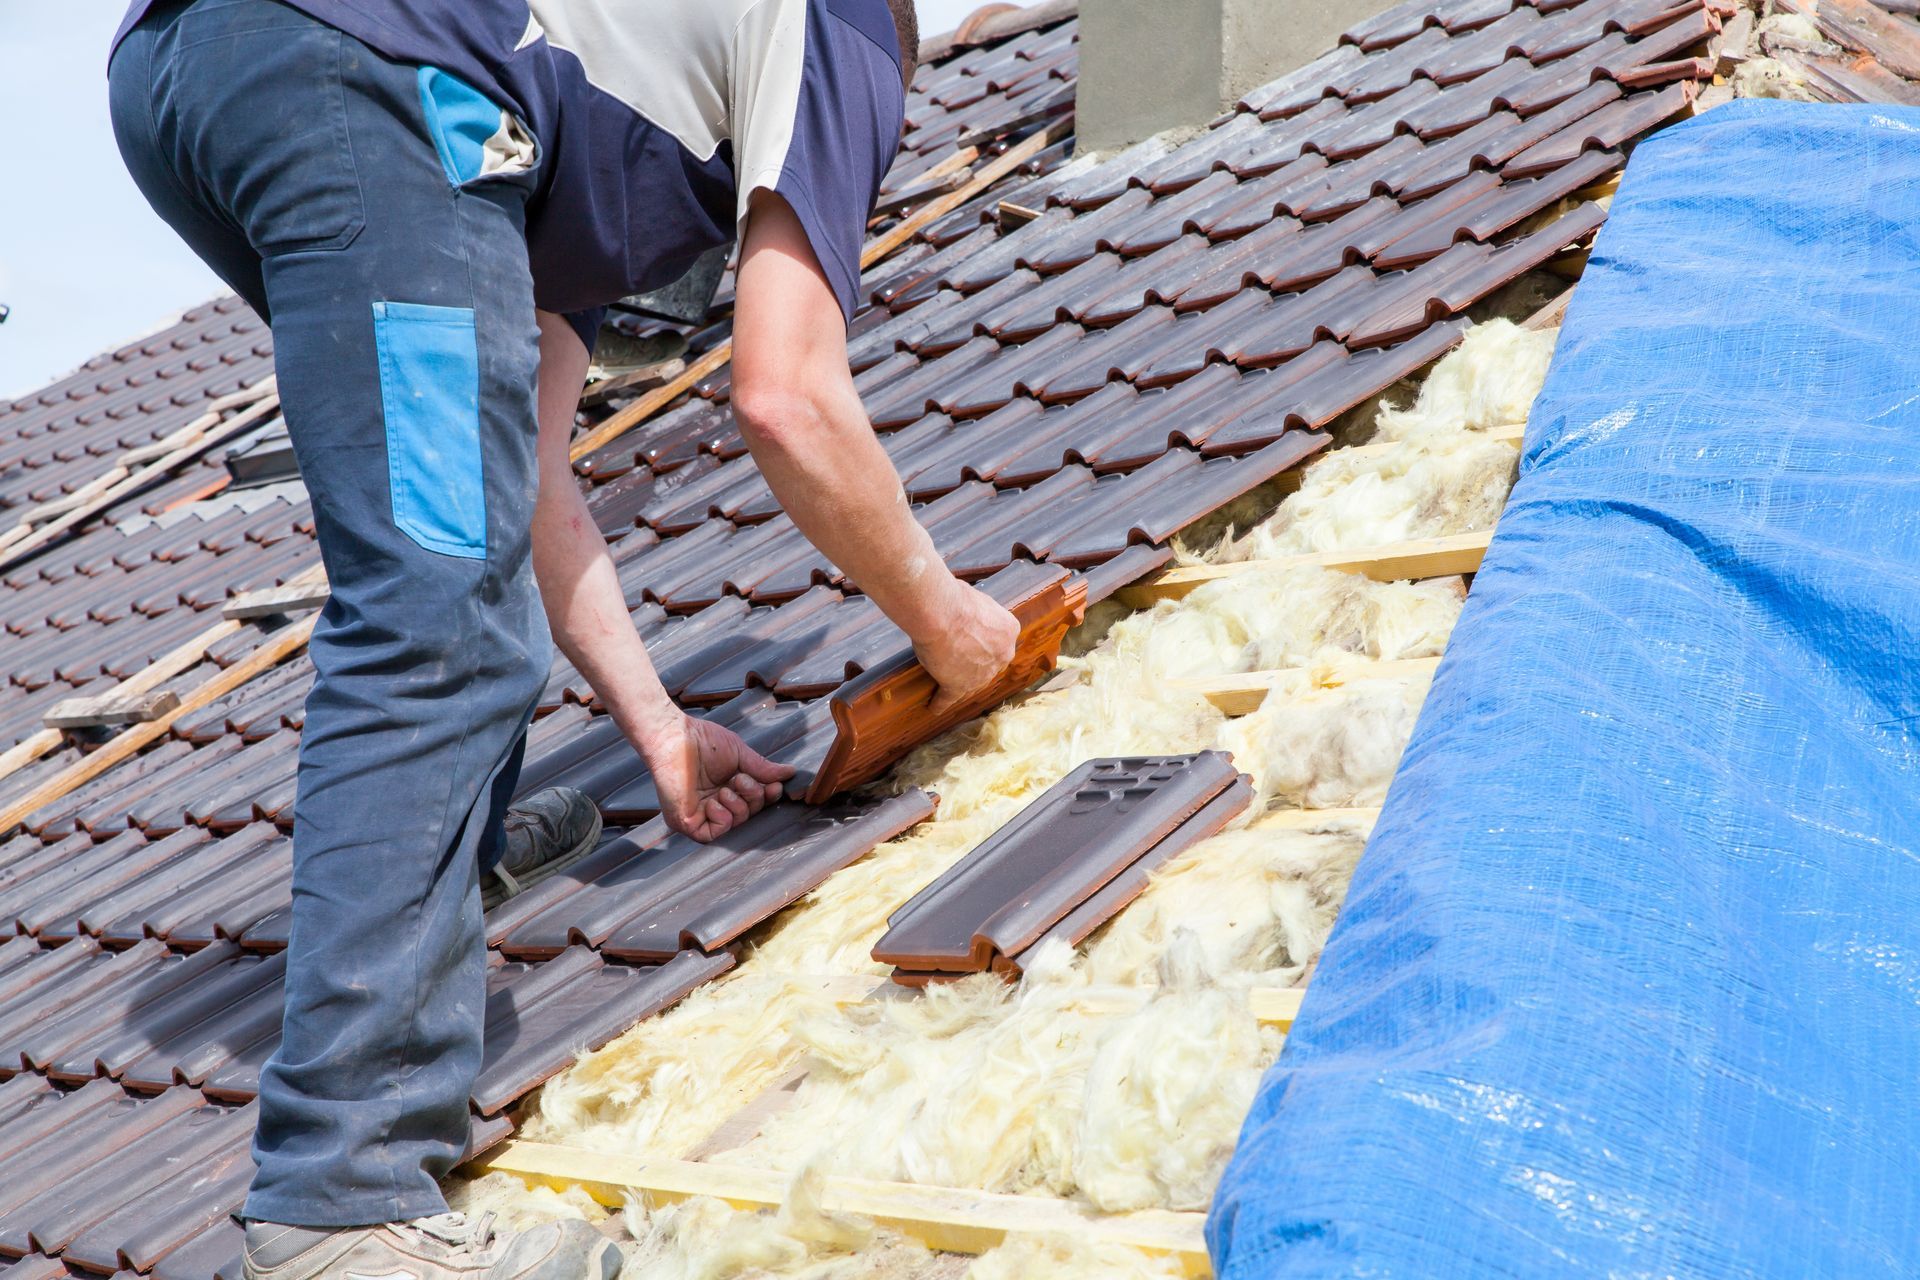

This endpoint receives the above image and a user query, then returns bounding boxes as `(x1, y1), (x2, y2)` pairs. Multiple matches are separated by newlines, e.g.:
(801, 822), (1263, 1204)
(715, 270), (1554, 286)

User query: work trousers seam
(377, 174), (491, 1219)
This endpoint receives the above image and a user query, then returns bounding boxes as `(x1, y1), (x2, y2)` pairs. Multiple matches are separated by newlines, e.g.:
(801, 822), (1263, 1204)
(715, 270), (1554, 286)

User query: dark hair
(886, 0), (920, 91)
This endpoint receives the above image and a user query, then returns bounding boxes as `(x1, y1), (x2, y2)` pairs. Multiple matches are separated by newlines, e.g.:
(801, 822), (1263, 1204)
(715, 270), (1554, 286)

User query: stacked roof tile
(1739, 0), (1920, 102)
(0, 0), (1723, 1270)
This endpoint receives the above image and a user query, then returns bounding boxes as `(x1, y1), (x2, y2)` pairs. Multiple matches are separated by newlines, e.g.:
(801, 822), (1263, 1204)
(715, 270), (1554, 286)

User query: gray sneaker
(242, 1212), (621, 1279)
(484, 787), (603, 911)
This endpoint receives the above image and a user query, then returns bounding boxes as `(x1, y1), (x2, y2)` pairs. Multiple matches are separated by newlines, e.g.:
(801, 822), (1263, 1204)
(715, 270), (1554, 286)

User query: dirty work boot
(483, 787), (603, 911)
(242, 1212), (621, 1279)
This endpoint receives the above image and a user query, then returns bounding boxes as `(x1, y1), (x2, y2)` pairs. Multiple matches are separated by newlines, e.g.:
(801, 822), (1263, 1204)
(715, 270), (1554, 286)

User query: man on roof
(107, 0), (1019, 1275)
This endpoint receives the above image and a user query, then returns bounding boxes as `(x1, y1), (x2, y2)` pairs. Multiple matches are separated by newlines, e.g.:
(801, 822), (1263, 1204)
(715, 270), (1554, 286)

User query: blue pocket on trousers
(373, 301), (487, 559)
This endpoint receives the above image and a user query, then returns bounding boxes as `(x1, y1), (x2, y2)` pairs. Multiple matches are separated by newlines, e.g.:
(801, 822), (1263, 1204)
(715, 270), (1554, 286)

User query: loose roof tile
(875, 753), (1252, 981)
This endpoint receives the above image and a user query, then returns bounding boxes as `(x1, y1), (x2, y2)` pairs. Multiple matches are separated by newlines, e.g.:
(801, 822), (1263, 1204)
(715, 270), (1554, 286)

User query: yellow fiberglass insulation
(452, 318), (1560, 1275)
(1755, 10), (1830, 49)
(1731, 55), (1816, 100)
(1079, 824), (1368, 990)
(619, 1168), (937, 1280)
(965, 1234), (1185, 1280)
(1223, 673), (1434, 810)
(701, 934), (1282, 1215)
(1216, 318), (1554, 561)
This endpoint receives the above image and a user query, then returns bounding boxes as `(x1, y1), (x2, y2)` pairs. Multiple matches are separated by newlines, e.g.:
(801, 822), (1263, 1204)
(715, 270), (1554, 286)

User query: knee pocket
(373, 301), (488, 559)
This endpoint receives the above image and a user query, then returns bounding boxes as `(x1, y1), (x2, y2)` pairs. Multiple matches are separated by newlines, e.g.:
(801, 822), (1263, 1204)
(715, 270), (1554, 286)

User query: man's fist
(916, 581), (1020, 716)
(643, 712), (795, 841)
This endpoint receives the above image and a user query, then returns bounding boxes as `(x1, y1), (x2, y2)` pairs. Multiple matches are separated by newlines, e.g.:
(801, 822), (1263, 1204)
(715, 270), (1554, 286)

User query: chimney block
(1076, 0), (1404, 153)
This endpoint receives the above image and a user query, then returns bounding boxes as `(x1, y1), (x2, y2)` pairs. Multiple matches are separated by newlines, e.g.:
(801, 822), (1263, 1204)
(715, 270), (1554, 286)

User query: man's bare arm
(531, 311), (791, 841)
(730, 192), (1017, 712)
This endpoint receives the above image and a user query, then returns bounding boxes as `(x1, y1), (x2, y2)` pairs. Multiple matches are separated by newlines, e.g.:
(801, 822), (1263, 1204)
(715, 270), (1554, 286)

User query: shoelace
(491, 864), (525, 898)
(409, 1211), (498, 1253)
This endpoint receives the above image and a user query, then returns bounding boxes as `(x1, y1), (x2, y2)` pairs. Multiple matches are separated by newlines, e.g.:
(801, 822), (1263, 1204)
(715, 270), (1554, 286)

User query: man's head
(886, 0), (920, 92)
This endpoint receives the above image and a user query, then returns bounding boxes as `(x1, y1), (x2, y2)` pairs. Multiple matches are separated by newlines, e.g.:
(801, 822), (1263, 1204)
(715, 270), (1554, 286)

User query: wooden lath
(1115, 529), (1495, 608)
(0, 379), (281, 574)
(750, 972), (1304, 1027)
(1171, 655), (1444, 716)
(479, 1143), (1212, 1274)
(0, 615), (316, 837)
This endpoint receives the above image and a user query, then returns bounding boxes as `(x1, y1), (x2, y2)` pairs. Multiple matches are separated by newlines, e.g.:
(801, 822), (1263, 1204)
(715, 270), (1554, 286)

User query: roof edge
(919, 0), (1075, 64)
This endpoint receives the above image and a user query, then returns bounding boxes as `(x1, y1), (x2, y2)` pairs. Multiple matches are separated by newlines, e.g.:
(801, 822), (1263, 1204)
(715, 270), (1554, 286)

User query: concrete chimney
(1075, 0), (1404, 153)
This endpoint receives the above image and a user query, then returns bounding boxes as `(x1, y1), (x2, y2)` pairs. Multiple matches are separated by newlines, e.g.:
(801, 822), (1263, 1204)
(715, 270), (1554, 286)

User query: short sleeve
(740, 0), (906, 323)
(565, 307), (605, 357)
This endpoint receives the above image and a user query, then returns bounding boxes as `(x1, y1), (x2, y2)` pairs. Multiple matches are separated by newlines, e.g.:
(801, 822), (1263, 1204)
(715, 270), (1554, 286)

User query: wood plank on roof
(41, 689), (181, 731)
(1172, 655), (1445, 716)
(477, 1140), (1212, 1272)
(0, 614), (317, 839)
(1114, 529), (1496, 607)
(0, 616), (246, 787)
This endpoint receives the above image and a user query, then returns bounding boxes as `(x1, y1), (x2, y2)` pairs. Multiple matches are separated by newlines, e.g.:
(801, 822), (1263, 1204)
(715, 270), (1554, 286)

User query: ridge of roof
(919, 0), (1077, 64)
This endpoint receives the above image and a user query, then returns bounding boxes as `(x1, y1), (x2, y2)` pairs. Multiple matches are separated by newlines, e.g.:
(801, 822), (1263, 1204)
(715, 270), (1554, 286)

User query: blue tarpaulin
(1209, 101), (1920, 1278)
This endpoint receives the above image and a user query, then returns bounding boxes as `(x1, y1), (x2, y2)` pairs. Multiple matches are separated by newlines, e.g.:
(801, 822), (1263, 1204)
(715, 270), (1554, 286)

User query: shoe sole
(481, 808), (604, 912)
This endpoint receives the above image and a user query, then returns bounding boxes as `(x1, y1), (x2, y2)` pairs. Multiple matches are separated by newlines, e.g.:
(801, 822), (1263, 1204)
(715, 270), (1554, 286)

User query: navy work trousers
(110, 0), (551, 1226)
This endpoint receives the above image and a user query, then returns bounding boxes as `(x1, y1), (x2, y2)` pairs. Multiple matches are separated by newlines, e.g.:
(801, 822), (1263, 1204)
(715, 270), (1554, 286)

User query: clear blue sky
(0, 0), (1013, 400)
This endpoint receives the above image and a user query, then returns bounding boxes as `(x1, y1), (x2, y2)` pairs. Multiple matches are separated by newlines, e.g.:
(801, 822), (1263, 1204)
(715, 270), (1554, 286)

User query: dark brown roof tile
(1045, 436), (1332, 563)
(1596, 6), (1715, 77)
(1131, 113), (1266, 193)
(1026, 304), (1177, 402)
(1004, 773), (1255, 978)
(472, 947), (733, 1113)
(1377, 146), (1619, 266)
(1255, 196), (1400, 291)
(603, 794), (935, 961)
(63, 1106), (254, 1274)
(0, 1086), (204, 1245)
(1344, 0), (1441, 50)
(1288, 137), (1420, 219)
(937, 324), (1087, 418)
(874, 753), (1250, 975)
(1105, 173), (1242, 257)
(1503, 81), (1691, 175)
(146, 1208), (245, 1279)
(1074, 234), (1215, 326)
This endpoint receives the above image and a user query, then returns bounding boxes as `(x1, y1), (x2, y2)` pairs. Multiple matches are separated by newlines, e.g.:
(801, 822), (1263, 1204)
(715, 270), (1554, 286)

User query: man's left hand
(643, 712), (796, 841)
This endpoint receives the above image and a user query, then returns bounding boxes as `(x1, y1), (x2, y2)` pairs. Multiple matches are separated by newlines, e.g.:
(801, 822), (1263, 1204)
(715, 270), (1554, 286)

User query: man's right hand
(731, 196), (1018, 720)
(916, 580), (1020, 716)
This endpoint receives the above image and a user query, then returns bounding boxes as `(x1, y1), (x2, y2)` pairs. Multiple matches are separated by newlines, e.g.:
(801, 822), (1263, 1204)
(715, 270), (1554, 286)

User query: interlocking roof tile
(875, 753), (1251, 981)
(472, 947), (732, 1113)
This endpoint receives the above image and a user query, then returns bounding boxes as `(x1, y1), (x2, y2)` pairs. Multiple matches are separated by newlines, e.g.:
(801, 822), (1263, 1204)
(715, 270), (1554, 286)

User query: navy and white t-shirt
(113, 0), (906, 344)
